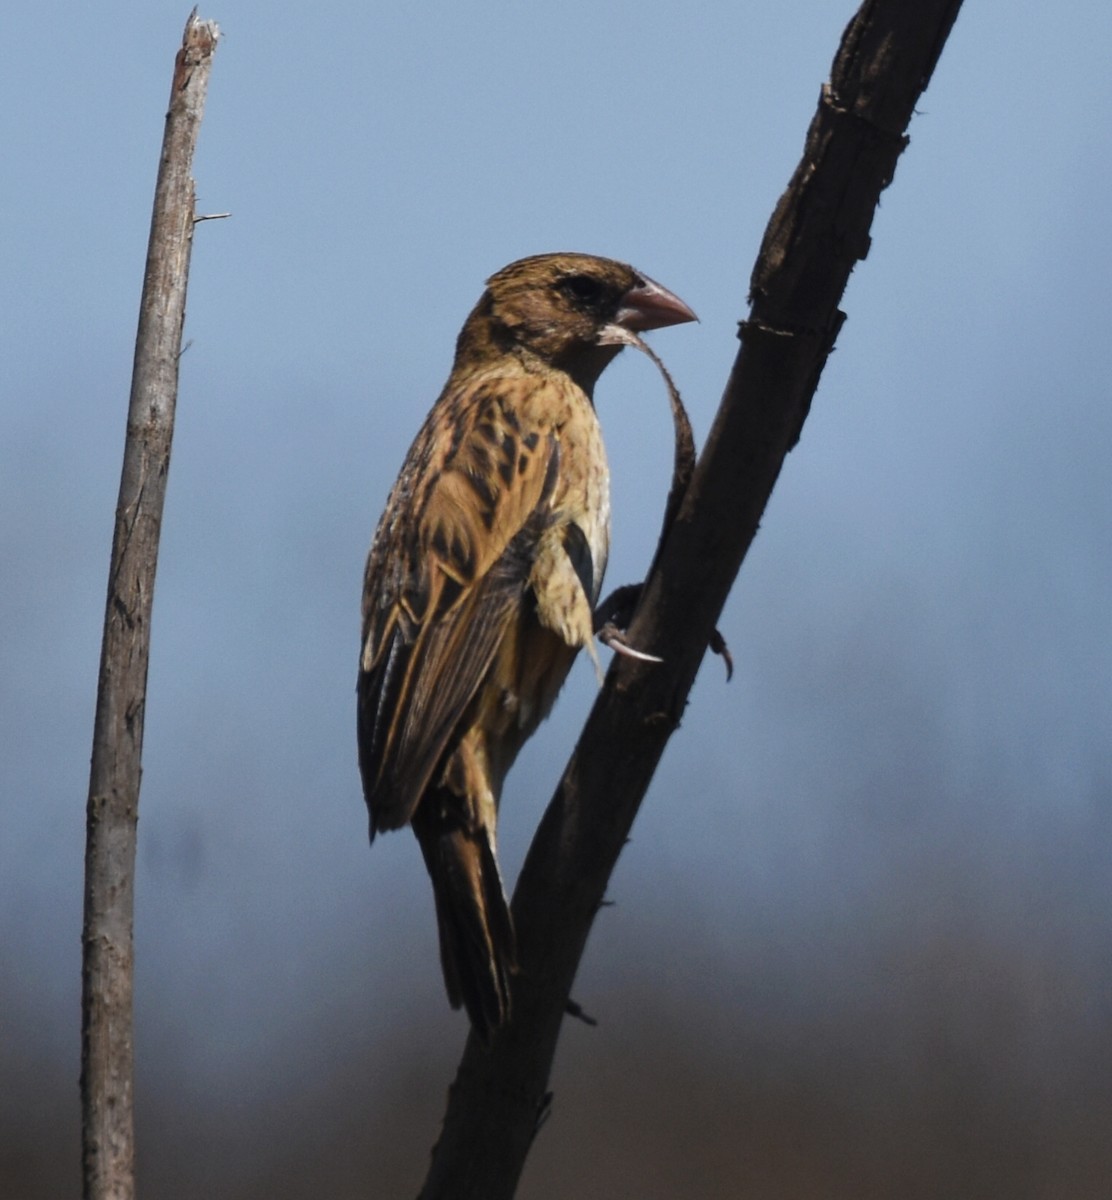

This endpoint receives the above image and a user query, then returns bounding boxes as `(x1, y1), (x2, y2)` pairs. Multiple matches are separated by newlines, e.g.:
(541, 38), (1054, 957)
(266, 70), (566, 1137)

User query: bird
(357, 252), (696, 1040)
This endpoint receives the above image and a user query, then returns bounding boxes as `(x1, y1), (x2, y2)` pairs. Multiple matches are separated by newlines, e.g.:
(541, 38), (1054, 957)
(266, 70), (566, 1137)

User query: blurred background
(3, 1), (1111, 1196)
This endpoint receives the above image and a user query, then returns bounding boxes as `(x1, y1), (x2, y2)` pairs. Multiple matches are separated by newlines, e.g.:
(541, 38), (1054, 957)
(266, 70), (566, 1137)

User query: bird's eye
(558, 274), (605, 307)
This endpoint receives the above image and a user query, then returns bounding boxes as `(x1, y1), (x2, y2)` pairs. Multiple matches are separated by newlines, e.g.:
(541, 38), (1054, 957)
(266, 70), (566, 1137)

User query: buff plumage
(358, 253), (695, 1039)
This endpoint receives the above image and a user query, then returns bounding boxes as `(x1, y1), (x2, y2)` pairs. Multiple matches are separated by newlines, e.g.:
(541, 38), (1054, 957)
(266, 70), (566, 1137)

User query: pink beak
(614, 275), (698, 332)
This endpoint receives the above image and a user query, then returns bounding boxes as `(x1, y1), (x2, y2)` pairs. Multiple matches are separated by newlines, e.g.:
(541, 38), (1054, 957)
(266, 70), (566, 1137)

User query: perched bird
(357, 252), (696, 1039)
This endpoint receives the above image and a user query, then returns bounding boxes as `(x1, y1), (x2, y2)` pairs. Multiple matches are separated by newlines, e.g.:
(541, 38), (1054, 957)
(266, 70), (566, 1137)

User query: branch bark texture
(81, 13), (219, 1200)
(420, 1), (964, 1197)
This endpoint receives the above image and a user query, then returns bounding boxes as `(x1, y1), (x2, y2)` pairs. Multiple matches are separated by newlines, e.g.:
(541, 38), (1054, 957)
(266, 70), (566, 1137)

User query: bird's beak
(613, 275), (698, 332)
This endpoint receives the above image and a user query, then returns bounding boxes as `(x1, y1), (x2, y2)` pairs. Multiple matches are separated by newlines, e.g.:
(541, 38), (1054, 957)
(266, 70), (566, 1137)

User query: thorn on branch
(564, 998), (598, 1027)
(533, 1091), (554, 1138)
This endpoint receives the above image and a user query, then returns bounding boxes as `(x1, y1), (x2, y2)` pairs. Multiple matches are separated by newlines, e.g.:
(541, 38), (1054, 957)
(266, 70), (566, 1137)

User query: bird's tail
(412, 796), (517, 1041)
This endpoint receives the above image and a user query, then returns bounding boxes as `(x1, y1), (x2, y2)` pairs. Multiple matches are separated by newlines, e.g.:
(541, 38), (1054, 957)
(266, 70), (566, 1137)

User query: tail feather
(413, 799), (517, 1040)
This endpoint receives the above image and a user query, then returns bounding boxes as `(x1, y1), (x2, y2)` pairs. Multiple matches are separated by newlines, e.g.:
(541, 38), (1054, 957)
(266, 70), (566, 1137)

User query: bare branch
(419, 2), (965, 1197)
(80, 13), (219, 1200)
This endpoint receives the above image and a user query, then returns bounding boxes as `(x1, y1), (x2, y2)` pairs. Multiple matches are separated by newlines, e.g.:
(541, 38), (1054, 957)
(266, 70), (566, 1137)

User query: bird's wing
(358, 376), (559, 833)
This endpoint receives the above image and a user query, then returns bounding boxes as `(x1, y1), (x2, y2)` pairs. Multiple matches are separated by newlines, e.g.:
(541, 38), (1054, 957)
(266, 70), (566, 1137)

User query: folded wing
(358, 378), (559, 834)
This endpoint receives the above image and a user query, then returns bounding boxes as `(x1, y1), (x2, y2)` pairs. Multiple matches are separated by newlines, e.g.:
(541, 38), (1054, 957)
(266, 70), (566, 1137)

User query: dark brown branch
(80, 13), (219, 1200)
(419, 1), (964, 1197)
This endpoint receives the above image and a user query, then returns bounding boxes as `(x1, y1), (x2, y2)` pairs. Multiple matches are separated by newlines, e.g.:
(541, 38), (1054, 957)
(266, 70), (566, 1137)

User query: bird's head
(456, 252), (697, 393)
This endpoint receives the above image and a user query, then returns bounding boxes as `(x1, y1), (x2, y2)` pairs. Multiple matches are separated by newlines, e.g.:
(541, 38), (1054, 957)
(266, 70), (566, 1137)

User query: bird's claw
(594, 583), (656, 663)
(597, 622), (663, 664)
(709, 628), (734, 681)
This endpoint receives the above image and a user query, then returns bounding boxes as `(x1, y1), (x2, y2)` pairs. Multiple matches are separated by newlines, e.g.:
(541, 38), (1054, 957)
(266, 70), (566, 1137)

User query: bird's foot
(593, 582), (642, 634)
(594, 581), (734, 679)
(593, 582), (660, 666)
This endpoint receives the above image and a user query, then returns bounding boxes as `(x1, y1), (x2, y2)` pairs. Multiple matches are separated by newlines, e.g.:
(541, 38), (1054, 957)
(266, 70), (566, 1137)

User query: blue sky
(3, 0), (1111, 1190)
